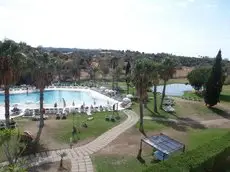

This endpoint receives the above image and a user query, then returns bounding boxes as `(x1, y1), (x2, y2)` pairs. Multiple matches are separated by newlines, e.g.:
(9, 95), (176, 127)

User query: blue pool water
(155, 84), (193, 96)
(0, 90), (94, 105)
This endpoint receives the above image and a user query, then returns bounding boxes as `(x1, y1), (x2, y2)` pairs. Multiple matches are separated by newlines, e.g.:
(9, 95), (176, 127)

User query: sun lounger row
(23, 105), (114, 117)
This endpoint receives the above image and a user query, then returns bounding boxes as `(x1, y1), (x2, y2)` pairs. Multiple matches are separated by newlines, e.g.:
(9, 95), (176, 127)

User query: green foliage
(0, 129), (26, 165)
(131, 58), (156, 99)
(0, 159), (28, 172)
(187, 67), (211, 91)
(204, 50), (223, 106)
(144, 132), (230, 172)
(159, 58), (176, 82)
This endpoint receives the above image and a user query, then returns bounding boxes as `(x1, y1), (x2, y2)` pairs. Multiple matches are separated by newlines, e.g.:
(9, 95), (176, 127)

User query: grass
(220, 85), (230, 102)
(0, 112), (126, 162)
(14, 111), (126, 146)
(136, 119), (166, 131)
(187, 128), (230, 150)
(92, 128), (230, 172)
(131, 94), (173, 119)
(159, 78), (188, 85)
(54, 112), (126, 144)
(182, 85), (230, 103)
(183, 91), (202, 100)
(93, 155), (147, 172)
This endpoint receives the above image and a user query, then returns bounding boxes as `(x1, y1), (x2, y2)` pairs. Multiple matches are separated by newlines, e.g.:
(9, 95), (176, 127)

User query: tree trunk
(4, 85), (10, 129)
(112, 74), (114, 90)
(160, 80), (167, 109)
(127, 83), (129, 94)
(34, 88), (44, 143)
(139, 100), (146, 136)
(153, 84), (158, 113)
(60, 158), (63, 168)
(139, 78), (146, 136)
(93, 73), (96, 86)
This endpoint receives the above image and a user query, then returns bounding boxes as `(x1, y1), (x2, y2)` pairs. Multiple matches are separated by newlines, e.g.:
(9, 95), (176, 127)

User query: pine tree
(204, 50), (223, 106)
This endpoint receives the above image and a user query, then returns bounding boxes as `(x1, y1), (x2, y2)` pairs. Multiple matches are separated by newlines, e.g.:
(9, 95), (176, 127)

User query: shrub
(144, 132), (230, 172)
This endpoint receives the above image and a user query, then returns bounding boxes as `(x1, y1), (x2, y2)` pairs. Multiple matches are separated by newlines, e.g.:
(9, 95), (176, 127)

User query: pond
(155, 83), (193, 96)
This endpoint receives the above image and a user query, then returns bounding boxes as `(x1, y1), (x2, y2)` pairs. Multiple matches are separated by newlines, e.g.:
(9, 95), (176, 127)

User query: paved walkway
(1, 110), (139, 172)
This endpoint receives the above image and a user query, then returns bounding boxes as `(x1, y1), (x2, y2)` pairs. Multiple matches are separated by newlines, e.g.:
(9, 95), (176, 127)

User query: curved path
(0, 110), (139, 172)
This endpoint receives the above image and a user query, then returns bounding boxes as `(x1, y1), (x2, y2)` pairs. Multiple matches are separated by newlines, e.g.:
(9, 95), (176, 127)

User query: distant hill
(40, 47), (229, 68)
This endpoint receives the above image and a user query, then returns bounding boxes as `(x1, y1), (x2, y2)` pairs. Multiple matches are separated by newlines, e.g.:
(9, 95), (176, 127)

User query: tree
(125, 61), (131, 94)
(0, 40), (27, 128)
(71, 57), (81, 82)
(99, 60), (110, 80)
(152, 63), (160, 113)
(132, 58), (154, 135)
(0, 129), (27, 169)
(187, 67), (211, 91)
(114, 66), (123, 88)
(110, 57), (118, 90)
(159, 58), (176, 109)
(204, 50), (223, 106)
(31, 50), (55, 142)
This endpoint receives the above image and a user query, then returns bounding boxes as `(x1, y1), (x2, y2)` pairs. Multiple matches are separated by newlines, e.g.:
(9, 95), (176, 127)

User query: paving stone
(41, 152), (47, 158)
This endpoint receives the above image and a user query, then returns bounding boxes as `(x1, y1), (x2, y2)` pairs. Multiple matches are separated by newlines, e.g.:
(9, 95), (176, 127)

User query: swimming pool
(0, 89), (115, 107)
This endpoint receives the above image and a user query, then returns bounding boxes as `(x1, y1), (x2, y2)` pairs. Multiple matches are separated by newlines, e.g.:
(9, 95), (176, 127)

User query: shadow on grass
(145, 106), (206, 132)
(220, 94), (230, 102)
(145, 106), (167, 119)
(152, 113), (206, 132)
(208, 107), (230, 119)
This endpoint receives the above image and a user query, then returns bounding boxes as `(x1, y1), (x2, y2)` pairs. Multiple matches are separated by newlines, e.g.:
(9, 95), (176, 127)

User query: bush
(144, 132), (230, 172)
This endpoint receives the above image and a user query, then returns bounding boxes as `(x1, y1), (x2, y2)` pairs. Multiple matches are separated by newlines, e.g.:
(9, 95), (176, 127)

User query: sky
(0, 0), (230, 59)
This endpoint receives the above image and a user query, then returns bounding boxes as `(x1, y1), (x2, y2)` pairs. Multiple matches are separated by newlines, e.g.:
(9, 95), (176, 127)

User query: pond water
(155, 83), (193, 96)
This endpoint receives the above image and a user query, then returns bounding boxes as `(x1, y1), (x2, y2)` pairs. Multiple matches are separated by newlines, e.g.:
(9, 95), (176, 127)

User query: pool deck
(0, 86), (121, 120)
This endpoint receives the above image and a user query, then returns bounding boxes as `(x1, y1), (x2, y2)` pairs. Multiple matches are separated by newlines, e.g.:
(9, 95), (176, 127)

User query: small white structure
(126, 94), (134, 99)
(163, 106), (175, 113)
(122, 97), (131, 104)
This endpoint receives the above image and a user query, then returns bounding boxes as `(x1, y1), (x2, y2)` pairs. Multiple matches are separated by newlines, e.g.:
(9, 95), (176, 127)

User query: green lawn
(92, 128), (230, 172)
(50, 112), (126, 144)
(159, 78), (188, 85)
(187, 128), (230, 150)
(136, 119), (166, 131)
(0, 112), (126, 162)
(182, 85), (230, 103)
(131, 94), (173, 119)
(92, 155), (147, 172)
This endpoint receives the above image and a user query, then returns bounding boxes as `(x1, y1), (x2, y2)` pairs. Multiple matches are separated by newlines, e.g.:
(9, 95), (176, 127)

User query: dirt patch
(95, 126), (187, 157)
(28, 160), (71, 172)
(17, 118), (69, 150)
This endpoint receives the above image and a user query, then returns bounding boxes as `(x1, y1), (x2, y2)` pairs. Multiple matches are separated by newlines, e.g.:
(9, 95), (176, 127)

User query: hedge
(143, 132), (230, 172)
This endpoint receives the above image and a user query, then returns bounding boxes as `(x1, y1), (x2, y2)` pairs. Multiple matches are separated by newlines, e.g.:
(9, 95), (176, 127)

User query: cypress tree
(204, 50), (223, 106)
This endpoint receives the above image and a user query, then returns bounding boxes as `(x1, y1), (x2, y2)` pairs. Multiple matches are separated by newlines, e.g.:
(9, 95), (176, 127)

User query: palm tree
(31, 50), (55, 142)
(71, 57), (81, 82)
(0, 40), (27, 128)
(114, 66), (123, 88)
(125, 61), (131, 94)
(152, 64), (160, 113)
(132, 58), (154, 135)
(110, 57), (118, 90)
(159, 58), (176, 109)
(99, 60), (110, 80)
